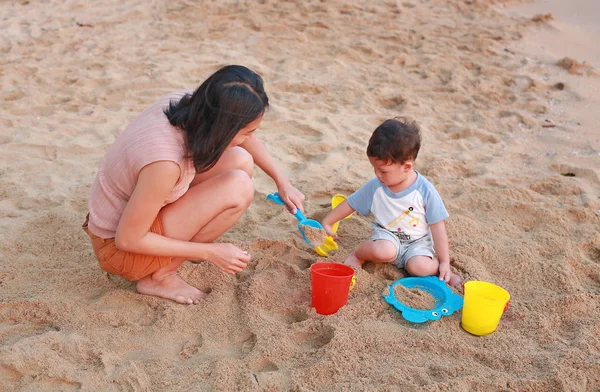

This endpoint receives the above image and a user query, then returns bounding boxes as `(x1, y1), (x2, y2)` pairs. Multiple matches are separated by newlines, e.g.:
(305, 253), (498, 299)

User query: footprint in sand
(91, 291), (158, 328)
(0, 319), (104, 390)
(0, 365), (82, 392)
(250, 357), (289, 391)
(447, 128), (501, 144)
(530, 177), (583, 197)
(552, 164), (600, 184)
(187, 330), (258, 362)
(178, 334), (204, 360)
(218, 331), (259, 359)
(291, 122), (326, 141)
(250, 356), (279, 373)
(28, 105), (56, 117)
(5, 144), (58, 161)
(291, 324), (334, 350)
(240, 332), (257, 355)
(275, 82), (325, 96)
(0, 318), (59, 347)
(378, 94), (406, 110)
(0, 365), (23, 388)
(2, 90), (25, 102)
(0, 120), (14, 144)
(419, 160), (484, 180)
(263, 306), (309, 325)
(292, 255), (312, 271)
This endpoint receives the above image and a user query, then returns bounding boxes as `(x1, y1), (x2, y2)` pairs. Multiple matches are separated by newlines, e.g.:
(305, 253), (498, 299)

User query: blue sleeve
(347, 178), (380, 216)
(422, 183), (448, 224)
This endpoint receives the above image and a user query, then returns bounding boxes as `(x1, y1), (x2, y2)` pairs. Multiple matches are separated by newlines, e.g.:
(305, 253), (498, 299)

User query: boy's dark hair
(367, 117), (421, 164)
(164, 65), (269, 173)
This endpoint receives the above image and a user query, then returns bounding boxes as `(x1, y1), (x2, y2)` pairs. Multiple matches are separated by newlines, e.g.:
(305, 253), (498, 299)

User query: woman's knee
(223, 169), (254, 206)
(229, 147), (254, 178)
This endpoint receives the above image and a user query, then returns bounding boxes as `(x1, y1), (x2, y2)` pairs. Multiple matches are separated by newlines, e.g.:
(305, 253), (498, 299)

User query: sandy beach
(1, 0), (598, 390)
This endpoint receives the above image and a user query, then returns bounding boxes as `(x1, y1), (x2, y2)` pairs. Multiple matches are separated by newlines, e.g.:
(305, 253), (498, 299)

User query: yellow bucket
(461, 281), (510, 336)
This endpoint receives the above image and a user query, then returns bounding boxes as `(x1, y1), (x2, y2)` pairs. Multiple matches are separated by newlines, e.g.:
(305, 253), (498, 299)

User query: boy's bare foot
(448, 273), (463, 288)
(344, 252), (364, 269)
(137, 272), (207, 304)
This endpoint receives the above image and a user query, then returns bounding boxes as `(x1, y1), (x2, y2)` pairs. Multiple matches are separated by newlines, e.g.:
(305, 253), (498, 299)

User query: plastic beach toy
(315, 194), (353, 257)
(311, 262), (356, 315)
(267, 192), (325, 247)
(382, 276), (463, 323)
(461, 281), (510, 336)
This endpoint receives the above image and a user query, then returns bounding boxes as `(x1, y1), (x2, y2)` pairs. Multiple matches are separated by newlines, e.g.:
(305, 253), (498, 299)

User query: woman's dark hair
(367, 117), (421, 164)
(164, 65), (269, 172)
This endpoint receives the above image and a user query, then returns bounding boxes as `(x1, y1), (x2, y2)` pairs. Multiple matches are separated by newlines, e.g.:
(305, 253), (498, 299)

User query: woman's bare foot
(344, 252), (364, 269)
(137, 272), (207, 304)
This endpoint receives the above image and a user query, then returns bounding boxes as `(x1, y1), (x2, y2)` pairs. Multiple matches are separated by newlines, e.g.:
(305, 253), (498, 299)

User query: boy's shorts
(370, 222), (435, 269)
(82, 213), (172, 281)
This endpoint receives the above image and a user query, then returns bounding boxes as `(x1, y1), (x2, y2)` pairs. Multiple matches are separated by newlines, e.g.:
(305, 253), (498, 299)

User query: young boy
(322, 118), (461, 286)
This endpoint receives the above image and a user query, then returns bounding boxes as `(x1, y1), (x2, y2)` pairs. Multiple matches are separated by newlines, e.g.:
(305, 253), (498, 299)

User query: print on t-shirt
(347, 172), (449, 243)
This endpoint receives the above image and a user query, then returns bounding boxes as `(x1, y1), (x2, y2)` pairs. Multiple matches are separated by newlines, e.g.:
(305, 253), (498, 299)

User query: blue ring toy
(382, 276), (463, 323)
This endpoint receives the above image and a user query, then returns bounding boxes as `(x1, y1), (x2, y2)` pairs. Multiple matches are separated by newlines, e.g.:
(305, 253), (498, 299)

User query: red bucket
(310, 262), (355, 315)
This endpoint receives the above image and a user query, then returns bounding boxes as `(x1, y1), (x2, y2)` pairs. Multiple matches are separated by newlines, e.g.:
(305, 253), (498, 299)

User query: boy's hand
(438, 260), (452, 283)
(322, 224), (337, 239)
(320, 200), (355, 240)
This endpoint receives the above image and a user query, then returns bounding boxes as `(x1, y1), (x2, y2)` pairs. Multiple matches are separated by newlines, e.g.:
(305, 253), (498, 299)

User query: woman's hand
(206, 243), (251, 275)
(277, 181), (305, 214)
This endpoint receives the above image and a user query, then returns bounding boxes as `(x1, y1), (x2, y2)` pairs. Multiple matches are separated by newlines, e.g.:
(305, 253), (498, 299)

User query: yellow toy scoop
(315, 194), (353, 257)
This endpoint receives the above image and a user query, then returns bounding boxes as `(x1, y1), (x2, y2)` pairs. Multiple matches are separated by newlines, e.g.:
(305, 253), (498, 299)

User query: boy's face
(369, 157), (413, 188)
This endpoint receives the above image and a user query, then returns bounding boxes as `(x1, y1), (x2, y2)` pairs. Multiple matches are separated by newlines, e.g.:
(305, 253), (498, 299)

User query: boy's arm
(429, 220), (451, 281)
(321, 200), (355, 238)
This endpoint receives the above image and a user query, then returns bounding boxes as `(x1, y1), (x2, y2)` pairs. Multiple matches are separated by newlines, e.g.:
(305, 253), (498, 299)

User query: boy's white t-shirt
(347, 172), (448, 242)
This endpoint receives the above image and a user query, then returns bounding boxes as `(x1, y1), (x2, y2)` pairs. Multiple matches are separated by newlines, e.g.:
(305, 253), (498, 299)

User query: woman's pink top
(88, 92), (196, 238)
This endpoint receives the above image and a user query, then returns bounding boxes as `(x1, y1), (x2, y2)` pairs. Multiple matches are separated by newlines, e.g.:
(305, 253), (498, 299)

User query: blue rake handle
(266, 192), (324, 246)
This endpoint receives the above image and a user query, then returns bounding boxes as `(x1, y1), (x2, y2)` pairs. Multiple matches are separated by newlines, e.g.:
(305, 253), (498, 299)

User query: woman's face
(227, 114), (263, 149)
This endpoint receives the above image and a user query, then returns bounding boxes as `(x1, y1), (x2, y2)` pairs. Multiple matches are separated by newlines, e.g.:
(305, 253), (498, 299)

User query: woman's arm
(114, 161), (214, 260)
(241, 134), (305, 213)
(241, 134), (287, 186)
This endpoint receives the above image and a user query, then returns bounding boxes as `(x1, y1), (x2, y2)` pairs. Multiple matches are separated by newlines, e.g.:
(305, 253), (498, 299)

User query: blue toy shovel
(266, 192), (325, 246)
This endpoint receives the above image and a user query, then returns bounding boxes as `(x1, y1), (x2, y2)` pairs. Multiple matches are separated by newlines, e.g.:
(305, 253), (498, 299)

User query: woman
(83, 65), (305, 304)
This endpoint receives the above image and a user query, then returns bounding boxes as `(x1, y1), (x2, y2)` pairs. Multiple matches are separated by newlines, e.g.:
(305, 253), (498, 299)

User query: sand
(393, 285), (437, 311)
(301, 226), (327, 248)
(1, 0), (599, 390)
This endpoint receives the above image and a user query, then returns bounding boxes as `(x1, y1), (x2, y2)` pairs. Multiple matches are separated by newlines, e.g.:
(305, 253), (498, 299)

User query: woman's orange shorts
(83, 213), (172, 281)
